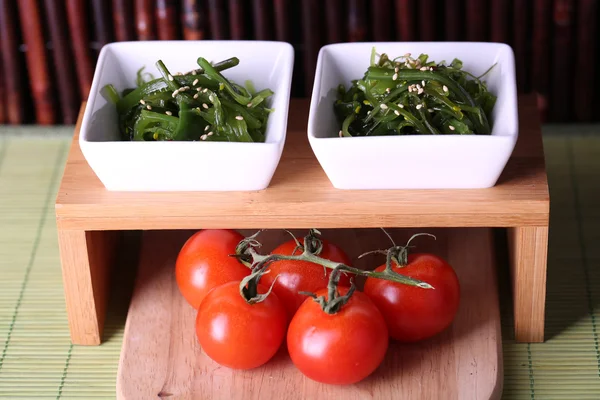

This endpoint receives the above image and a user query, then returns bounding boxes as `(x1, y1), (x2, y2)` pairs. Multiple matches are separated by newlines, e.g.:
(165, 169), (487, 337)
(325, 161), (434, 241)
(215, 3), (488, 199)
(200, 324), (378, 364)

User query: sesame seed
(175, 72), (183, 76)
(202, 103), (209, 109)
(428, 108), (433, 112)
(165, 111), (172, 116)
(367, 110), (371, 115)
(408, 86), (413, 93)
(236, 115), (243, 120)
(429, 67), (434, 71)
(422, 80), (426, 86)
(394, 66), (399, 73)
(398, 104), (404, 108)
(417, 88), (424, 95)
(416, 104), (423, 110)
(449, 125), (455, 131)
(193, 93), (199, 99)
(193, 79), (199, 86)
(247, 102), (253, 108)
(394, 110), (400, 116)
(172, 90), (179, 98)
(416, 84), (422, 89)
(201, 134), (208, 140)
(338, 130), (343, 137)
(139, 99), (146, 105)
(168, 75), (174, 81)
(146, 105), (152, 110)
(404, 52), (411, 58)
(197, 87), (202, 91)
(380, 104), (388, 110)
(443, 85), (449, 93)
(208, 94), (214, 102)
(203, 88), (208, 93)
(386, 87), (391, 93)
(205, 125), (210, 131)
(420, 66), (428, 71)
(208, 131), (214, 136)
(392, 73), (398, 81)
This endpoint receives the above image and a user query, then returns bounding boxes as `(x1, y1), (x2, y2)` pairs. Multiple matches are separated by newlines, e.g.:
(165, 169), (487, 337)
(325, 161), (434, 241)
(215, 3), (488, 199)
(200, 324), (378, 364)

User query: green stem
(246, 247), (433, 289)
(299, 268), (356, 314)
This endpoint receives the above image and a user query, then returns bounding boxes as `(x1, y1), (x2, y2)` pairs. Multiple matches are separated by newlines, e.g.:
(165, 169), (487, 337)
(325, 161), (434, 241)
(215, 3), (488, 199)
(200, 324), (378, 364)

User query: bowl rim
(79, 40), (295, 146)
(307, 40), (518, 142)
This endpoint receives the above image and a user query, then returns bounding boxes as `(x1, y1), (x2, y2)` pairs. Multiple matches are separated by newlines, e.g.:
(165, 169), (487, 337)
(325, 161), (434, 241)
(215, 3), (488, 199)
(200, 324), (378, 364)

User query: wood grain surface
(55, 97), (549, 231)
(117, 228), (502, 400)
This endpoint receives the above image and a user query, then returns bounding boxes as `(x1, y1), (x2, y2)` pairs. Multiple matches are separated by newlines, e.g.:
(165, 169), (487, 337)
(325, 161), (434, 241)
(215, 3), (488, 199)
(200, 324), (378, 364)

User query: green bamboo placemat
(0, 126), (599, 399)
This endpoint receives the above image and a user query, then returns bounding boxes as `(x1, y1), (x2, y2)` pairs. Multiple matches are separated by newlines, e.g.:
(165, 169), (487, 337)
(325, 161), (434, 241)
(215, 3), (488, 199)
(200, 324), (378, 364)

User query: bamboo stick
(228, 0), (246, 39)
(113, 0), (135, 41)
(135, 0), (156, 40)
(66, 0), (95, 99)
(44, 0), (79, 123)
(182, 0), (206, 40)
(17, 0), (57, 124)
(0, 0), (23, 123)
(156, 0), (180, 39)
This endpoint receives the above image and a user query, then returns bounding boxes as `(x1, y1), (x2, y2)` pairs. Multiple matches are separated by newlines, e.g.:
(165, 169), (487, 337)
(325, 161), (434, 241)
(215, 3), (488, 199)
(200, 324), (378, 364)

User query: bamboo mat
(0, 126), (599, 399)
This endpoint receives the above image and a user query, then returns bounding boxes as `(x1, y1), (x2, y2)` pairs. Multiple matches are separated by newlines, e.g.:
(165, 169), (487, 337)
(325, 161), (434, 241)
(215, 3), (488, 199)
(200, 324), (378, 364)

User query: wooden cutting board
(117, 228), (503, 400)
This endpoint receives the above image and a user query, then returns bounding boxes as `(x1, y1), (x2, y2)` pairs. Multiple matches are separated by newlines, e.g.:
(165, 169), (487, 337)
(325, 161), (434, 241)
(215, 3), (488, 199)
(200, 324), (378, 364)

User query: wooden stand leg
(507, 226), (549, 343)
(57, 229), (118, 345)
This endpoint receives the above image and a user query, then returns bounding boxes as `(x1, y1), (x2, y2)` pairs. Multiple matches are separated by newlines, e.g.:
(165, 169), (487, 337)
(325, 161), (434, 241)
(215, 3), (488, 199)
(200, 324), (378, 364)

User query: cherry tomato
(363, 253), (460, 342)
(287, 287), (389, 385)
(176, 229), (249, 309)
(261, 238), (353, 319)
(195, 281), (287, 370)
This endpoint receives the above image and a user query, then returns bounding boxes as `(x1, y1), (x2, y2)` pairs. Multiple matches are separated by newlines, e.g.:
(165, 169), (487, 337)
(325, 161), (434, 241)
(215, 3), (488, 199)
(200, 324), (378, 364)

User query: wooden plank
(508, 226), (549, 342)
(55, 97), (549, 231)
(117, 228), (502, 399)
(57, 230), (118, 345)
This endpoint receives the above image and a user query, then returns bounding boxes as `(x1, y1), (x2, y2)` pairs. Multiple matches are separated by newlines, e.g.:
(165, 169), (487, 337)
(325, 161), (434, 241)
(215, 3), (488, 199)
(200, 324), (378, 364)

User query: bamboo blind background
(0, 0), (598, 126)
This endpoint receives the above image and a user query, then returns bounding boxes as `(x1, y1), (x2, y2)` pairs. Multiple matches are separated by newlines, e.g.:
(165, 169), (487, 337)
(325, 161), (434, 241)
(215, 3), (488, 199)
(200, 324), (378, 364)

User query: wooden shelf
(117, 228), (503, 400)
(54, 96), (550, 346)
(55, 96), (548, 231)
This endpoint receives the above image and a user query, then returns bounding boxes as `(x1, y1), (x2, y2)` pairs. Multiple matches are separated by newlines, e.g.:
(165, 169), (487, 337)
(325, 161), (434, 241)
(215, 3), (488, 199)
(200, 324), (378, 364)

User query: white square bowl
(80, 40), (294, 191)
(307, 42), (518, 190)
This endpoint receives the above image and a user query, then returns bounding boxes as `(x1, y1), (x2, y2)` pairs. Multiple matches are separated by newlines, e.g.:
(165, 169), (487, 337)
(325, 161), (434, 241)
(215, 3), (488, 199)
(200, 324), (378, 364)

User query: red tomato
(261, 238), (353, 319)
(195, 281), (287, 370)
(363, 253), (460, 342)
(176, 229), (249, 309)
(287, 287), (389, 385)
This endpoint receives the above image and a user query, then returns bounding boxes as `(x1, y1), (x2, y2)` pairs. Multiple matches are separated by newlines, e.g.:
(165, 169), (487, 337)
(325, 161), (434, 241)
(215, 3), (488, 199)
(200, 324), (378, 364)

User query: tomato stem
(239, 230), (435, 289)
(393, 233), (437, 267)
(299, 268), (356, 314)
(238, 259), (280, 305)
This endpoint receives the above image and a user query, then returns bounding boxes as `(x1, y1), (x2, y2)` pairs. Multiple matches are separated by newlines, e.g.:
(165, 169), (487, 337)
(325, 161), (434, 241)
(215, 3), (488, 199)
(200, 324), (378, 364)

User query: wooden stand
(117, 228), (502, 400)
(54, 96), (549, 346)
